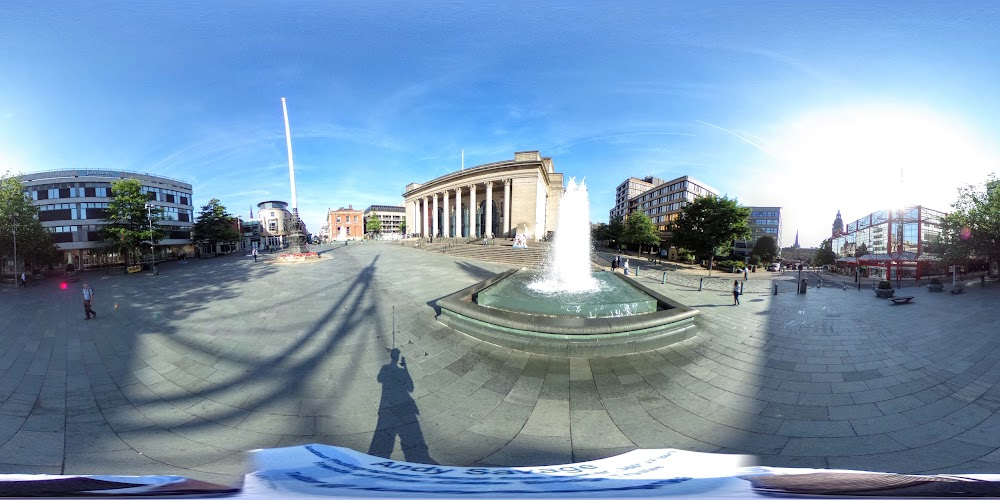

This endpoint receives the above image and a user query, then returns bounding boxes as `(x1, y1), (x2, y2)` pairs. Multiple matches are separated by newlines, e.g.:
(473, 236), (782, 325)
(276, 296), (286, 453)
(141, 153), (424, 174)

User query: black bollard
(773, 283), (778, 295)
(699, 277), (703, 291)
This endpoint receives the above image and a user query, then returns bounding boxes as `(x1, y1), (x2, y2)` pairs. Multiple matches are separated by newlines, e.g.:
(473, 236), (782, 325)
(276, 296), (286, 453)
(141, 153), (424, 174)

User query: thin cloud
(695, 120), (775, 157)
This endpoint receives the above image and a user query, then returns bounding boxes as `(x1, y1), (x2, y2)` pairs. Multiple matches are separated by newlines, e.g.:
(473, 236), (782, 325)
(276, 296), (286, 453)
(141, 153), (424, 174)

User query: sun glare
(774, 105), (998, 202)
(758, 105), (1000, 245)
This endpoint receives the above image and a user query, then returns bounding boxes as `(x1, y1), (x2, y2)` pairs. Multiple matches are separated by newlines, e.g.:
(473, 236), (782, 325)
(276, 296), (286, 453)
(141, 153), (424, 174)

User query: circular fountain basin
(478, 270), (657, 318)
(436, 269), (698, 357)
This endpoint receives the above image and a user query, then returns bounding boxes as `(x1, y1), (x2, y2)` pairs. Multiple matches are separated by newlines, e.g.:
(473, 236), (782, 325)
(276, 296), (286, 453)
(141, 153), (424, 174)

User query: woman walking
(732, 280), (740, 305)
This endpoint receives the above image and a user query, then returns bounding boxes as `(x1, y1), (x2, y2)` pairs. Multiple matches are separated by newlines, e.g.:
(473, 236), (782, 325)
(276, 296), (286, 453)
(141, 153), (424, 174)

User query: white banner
(242, 444), (755, 498)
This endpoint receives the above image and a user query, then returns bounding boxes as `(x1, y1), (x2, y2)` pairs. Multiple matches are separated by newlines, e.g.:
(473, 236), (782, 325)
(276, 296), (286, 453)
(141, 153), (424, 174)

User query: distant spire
(793, 230), (799, 249)
(250, 206), (254, 218)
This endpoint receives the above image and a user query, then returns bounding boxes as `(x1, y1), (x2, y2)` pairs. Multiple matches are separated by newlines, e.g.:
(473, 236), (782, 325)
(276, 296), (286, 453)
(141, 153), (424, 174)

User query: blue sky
(3, 1), (1000, 247)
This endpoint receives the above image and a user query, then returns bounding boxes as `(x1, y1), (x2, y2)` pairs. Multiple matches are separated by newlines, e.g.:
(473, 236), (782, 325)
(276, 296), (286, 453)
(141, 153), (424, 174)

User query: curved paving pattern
(1, 243), (1000, 485)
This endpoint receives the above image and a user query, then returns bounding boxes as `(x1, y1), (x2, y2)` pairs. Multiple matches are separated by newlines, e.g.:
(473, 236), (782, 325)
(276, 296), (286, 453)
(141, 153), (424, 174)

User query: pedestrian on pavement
(611, 255), (617, 272)
(252, 247), (258, 262)
(744, 268), (748, 280)
(19, 271), (27, 288)
(733, 280), (740, 305)
(82, 282), (96, 320)
(623, 259), (630, 276)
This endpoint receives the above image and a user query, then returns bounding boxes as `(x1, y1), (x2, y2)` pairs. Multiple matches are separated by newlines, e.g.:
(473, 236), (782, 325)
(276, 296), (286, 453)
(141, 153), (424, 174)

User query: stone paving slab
(2, 243), (1000, 484)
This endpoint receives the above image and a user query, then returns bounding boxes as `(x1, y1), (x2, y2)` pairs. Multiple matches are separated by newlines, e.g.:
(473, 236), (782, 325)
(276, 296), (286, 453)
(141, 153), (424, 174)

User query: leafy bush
(877, 280), (893, 290)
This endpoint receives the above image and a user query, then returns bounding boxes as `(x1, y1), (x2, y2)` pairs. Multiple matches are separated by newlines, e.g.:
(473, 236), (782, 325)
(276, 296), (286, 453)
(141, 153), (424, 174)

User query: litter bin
(798, 279), (808, 294)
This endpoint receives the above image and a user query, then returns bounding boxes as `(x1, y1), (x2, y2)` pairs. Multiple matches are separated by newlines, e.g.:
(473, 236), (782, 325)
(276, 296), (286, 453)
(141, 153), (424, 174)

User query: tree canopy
(101, 178), (166, 266)
(622, 211), (660, 254)
(192, 198), (239, 252)
(670, 196), (750, 273)
(366, 212), (382, 236)
(854, 242), (869, 258)
(939, 176), (1000, 273)
(750, 235), (779, 264)
(606, 214), (625, 246)
(0, 175), (56, 272)
(813, 238), (837, 266)
(399, 215), (406, 235)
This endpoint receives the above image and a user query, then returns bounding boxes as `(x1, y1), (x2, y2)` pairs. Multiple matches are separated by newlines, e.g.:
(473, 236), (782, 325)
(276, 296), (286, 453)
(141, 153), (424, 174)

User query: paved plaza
(1, 243), (1000, 485)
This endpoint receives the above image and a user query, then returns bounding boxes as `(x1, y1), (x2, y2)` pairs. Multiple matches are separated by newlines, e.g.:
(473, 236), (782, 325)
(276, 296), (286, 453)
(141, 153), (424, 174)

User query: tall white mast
(281, 97), (298, 211)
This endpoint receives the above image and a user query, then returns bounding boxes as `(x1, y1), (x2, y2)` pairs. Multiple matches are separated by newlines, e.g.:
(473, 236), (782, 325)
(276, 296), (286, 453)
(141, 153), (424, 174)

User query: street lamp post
(11, 213), (17, 283)
(145, 203), (158, 275)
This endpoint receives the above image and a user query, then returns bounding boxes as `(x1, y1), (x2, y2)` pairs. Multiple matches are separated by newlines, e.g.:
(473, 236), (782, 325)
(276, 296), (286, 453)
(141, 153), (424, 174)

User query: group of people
(512, 233), (529, 248)
(611, 255), (630, 275)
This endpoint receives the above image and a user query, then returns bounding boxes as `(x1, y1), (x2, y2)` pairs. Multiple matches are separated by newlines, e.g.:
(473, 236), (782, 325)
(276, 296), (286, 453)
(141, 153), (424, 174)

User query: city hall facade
(403, 151), (564, 240)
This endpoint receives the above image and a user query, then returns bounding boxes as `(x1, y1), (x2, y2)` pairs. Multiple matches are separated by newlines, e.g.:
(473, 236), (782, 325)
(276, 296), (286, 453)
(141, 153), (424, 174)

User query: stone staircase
(401, 239), (550, 268)
(445, 240), (550, 268)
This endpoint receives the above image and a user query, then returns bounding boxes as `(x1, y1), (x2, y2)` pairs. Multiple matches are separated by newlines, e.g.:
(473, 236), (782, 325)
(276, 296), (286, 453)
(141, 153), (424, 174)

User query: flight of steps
(401, 239), (550, 268)
(445, 240), (550, 269)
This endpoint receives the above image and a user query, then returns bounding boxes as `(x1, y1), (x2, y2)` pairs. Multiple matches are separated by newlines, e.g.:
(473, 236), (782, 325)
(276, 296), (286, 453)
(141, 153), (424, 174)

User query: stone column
(469, 184), (477, 238)
(420, 197), (427, 237)
(454, 187), (463, 237)
(503, 178), (511, 237)
(412, 200), (419, 237)
(443, 190), (450, 238)
(432, 193), (439, 238)
(485, 181), (494, 238)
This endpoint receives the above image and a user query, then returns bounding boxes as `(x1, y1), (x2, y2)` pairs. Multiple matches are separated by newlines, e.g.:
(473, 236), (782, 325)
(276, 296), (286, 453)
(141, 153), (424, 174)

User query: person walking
(733, 280), (740, 305)
(252, 247), (258, 262)
(82, 282), (96, 320)
(744, 267), (748, 280)
(623, 258), (630, 276)
(18, 271), (27, 288)
(611, 255), (617, 272)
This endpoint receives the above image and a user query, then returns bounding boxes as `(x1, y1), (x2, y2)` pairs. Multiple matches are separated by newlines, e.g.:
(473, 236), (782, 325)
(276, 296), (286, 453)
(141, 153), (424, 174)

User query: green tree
(606, 214), (625, 248)
(399, 215), (406, 235)
(366, 212), (382, 237)
(0, 175), (56, 274)
(750, 235), (778, 264)
(192, 198), (239, 254)
(854, 242), (868, 258)
(940, 175), (1000, 275)
(102, 178), (166, 267)
(669, 196), (750, 275)
(813, 238), (837, 266)
(591, 223), (609, 243)
(622, 211), (660, 255)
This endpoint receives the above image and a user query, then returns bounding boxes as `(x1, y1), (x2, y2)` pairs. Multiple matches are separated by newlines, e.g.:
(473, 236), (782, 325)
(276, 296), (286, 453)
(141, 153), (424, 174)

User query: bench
(949, 288), (965, 295)
(890, 296), (914, 304)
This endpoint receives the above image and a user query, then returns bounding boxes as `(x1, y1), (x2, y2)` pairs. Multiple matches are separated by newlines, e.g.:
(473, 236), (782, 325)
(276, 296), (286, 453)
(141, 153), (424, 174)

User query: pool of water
(476, 270), (659, 318)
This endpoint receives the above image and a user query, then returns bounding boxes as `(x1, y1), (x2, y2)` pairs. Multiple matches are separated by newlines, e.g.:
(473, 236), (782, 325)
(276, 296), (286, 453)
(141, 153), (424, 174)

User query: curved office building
(18, 169), (195, 270)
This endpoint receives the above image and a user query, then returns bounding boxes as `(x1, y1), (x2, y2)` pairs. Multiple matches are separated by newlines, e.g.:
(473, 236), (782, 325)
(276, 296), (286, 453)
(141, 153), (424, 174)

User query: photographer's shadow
(367, 348), (436, 464)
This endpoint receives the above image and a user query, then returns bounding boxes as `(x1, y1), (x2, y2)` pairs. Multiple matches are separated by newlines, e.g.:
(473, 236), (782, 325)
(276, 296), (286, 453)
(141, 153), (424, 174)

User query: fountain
(436, 178), (697, 357)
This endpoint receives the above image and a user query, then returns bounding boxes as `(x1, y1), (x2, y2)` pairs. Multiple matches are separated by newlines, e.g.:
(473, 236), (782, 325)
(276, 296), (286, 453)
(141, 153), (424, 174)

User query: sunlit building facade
(831, 206), (946, 279)
(734, 206), (782, 260)
(257, 200), (308, 249)
(17, 169), (195, 269)
(329, 205), (363, 241)
(610, 176), (663, 221)
(403, 151), (564, 240)
(363, 204), (405, 237)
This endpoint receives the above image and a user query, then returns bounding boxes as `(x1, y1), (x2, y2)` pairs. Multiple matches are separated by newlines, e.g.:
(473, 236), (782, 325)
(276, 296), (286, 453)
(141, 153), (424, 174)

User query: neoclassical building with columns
(403, 151), (564, 240)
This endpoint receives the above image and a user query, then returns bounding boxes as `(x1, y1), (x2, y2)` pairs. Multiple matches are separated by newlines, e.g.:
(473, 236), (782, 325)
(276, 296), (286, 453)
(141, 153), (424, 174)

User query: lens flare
(60, 282), (68, 290)
(961, 226), (972, 240)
